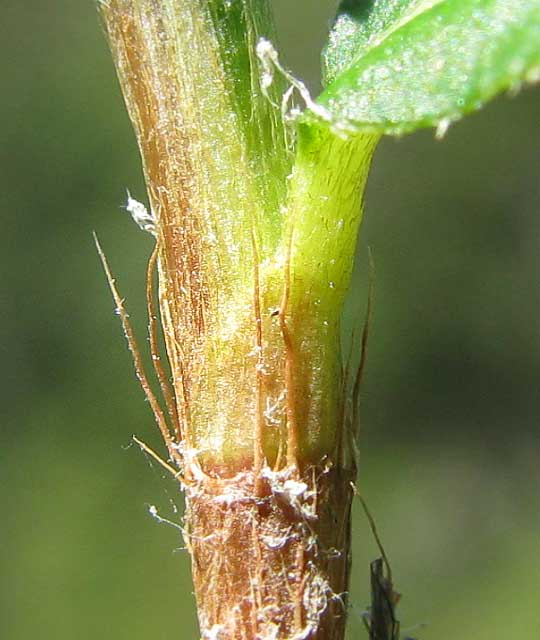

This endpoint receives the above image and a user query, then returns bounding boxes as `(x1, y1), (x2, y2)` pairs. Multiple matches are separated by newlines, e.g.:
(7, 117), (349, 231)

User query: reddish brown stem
(186, 463), (355, 640)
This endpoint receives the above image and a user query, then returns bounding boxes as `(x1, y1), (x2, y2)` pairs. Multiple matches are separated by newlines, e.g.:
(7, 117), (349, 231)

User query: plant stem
(186, 464), (355, 639)
(97, 1), (378, 637)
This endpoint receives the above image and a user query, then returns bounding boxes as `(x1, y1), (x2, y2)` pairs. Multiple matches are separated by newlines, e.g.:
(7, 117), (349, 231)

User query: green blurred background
(2, 1), (539, 638)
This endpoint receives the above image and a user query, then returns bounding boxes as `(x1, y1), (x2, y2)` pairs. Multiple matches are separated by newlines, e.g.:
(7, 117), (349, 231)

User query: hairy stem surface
(98, 2), (378, 638)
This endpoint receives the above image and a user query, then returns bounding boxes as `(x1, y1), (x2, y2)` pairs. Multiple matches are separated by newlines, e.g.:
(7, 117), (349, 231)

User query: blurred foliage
(1, 1), (539, 639)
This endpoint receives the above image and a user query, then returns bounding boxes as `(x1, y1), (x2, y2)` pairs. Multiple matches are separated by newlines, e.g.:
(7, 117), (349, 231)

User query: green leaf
(318, 0), (540, 135)
(322, 0), (437, 87)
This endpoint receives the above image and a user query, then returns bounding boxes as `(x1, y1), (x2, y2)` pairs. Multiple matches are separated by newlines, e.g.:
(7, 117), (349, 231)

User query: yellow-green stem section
(283, 124), (379, 462)
(98, 0), (379, 474)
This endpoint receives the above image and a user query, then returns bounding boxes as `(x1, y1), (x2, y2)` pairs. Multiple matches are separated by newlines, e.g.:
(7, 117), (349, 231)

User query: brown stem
(186, 463), (355, 640)
(97, 3), (362, 638)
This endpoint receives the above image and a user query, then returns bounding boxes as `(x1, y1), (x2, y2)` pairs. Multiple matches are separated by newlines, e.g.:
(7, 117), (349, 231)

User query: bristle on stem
(93, 232), (179, 466)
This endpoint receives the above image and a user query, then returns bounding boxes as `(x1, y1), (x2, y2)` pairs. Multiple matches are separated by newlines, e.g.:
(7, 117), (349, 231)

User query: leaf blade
(318, 0), (540, 135)
(323, 0), (445, 86)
